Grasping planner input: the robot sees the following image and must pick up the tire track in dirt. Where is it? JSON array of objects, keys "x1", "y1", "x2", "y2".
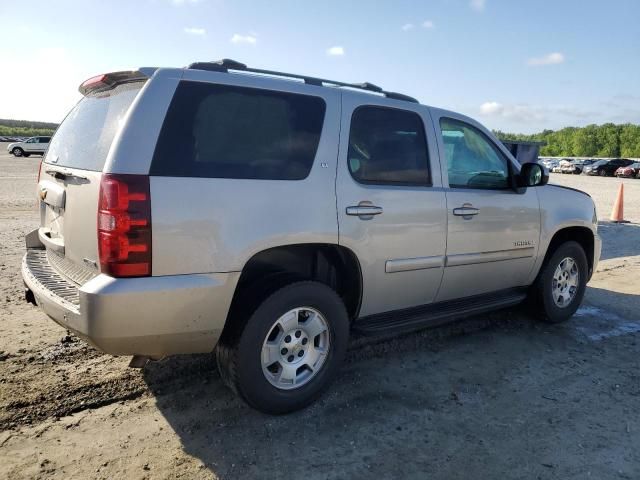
[{"x1": 1, "y1": 307, "x2": 526, "y2": 430}]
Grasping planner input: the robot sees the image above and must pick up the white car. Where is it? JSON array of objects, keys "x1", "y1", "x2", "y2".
[{"x1": 7, "y1": 136, "x2": 51, "y2": 157}]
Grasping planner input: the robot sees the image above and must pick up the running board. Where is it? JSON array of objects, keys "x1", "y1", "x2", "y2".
[{"x1": 353, "y1": 288, "x2": 527, "y2": 336}]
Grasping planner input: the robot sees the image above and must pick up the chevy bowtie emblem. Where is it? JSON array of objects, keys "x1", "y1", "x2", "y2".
[{"x1": 39, "y1": 189, "x2": 47, "y2": 201}]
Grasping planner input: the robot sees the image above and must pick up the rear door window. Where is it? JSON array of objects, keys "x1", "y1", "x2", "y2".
[
  {"x1": 150, "y1": 81, "x2": 327, "y2": 180},
  {"x1": 45, "y1": 82, "x2": 144, "y2": 172},
  {"x1": 347, "y1": 106, "x2": 430, "y2": 185}
]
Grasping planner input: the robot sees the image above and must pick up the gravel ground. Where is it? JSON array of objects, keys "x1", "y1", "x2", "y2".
[{"x1": 1, "y1": 146, "x2": 639, "y2": 479}]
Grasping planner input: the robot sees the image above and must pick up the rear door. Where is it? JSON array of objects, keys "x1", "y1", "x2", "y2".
[
  {"x1": 431, "y1": 110, "x2": 540, "y2": 302},
  {"x1": 39, "y1": 78, "x2": 148, "y2": 279},
  {"x1": 38, "y1": 136, "x2": 51, "y2": 152},
  {"x1": 336, "y1": 96, "x2": 447, "y2": 317}
]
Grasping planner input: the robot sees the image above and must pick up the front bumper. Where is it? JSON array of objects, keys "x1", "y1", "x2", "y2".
[
  {"x1": 592, "y1": 233, "x2": 602, "y2": 279},
  {"x1": 22, "y1": 249, "x2": 239, "y2": 357}
]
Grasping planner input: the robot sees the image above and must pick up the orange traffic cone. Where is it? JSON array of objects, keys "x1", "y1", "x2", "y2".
[{"x1": 610, "y1": 183, "x2": 627, "y2": 223}]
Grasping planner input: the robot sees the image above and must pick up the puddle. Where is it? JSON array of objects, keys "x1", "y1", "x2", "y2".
[{"x1": 572, "y1": 306, "x2": 640, "y2": 341}]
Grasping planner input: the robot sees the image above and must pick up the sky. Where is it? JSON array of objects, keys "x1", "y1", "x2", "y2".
[{"x1": 0, "y1": 0, "x2": 638, "y2": 133}]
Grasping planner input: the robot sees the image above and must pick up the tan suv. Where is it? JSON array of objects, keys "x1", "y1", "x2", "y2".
[{"x1": 22, "y1": 60, "x2": 601, "y2": 413}]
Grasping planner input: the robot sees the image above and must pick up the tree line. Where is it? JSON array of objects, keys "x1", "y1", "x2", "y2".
[
  {"x1": 0, "y1": 119, "x2": 57, "y2": 137},
  {"x1": 495, "y1": 123, "x2": 640, "y2": 158}
]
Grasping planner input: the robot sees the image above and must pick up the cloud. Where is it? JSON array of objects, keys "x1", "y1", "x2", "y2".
[
  {"x1": 422, "y1": 20, "x2": 435, "y2": 29},
  {"x1": 326, "y1": 46, "x2": 345, "y2": 56},
  {"x1": 401, "y1": 23, "x2": 414, "y2": 31},
  {"x1": 479, "y1": 100, "x2": 600, "y2": 124},
  {"x1": 230, "y1": 33, "x2": 257, "y2": 45},
  {"x1": 527, "y1": 52, "x2": 565, "y2": 66},
  {"x1": 470, "y1": 0, "x2": 485, "y2": 11},
  {"x1": 184, "y1": 27, "x2": 206, "y2": 36},
  {"x1": 479, "y1": 101, "x2": 547, "y2": 123}
]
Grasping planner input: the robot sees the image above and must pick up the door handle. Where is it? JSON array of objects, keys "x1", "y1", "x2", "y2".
[
  {"x1": 346, "y1": 205, "x2": 383, "y2": 218},
  {"x1": 453, "y1": 205, "x2": 479, "y2": 217}
]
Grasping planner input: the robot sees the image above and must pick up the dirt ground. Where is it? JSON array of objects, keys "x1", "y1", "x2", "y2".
[{"x1": 1, "y1": 146, "x2": 639, "y2": 479}]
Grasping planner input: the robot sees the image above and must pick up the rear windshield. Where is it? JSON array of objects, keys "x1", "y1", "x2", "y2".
[
  {"x1": 150, "y1": 81, "x2": 326, "y2": 180},
  {"x1": 45, "y1": 82, "x2": 144, "y2": 172}
]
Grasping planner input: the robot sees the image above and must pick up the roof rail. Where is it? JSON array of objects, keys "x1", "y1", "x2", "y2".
[{"x1": 187, "y1": 59, "x2": 419, "y2": 103}]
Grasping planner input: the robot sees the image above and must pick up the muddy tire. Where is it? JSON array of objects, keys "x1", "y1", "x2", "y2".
[
  {"x1": 216, "y1": 281, "x2": 349, "y2": 414},
  {"x1": 529, "y1": 241, "x2": 588, "y2": 323}
]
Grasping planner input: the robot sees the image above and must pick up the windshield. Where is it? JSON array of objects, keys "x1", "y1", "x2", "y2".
[{"x1": 45, "y1": 82, "x2": 144, "y2": 171}]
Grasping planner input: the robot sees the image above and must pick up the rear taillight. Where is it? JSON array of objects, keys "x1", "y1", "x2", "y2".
[{"x1": 98, "y1": 174, "x2": 151, "y2": 277}]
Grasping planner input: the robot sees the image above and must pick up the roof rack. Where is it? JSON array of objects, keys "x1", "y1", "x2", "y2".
[{"x1": 187, "y1": 59, "x2": 419, "y2": 103}]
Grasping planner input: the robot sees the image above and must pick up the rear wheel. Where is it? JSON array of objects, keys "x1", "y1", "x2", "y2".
[
  {"x1": 599, "y1": 169, "x2": 607, "y2": 177},
  {"x1": 12, "y1": 147, "x2": 23, "y2": 157},
  {"x1": 216, "y1": 281, "x2": 349, "y2": 414},
  {"x1": 529, "y1": 241, "x2": 588, "y2": 323}
]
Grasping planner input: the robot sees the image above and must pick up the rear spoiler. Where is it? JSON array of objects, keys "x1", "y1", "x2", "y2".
[{"x1": 78, "y1": 68, "x2": 157, "y2": 96}]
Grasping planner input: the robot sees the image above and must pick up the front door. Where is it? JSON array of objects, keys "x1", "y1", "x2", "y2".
[
  {"x1": 336, "y1": 97, "x2": 447, "y2": 317},
  {"x1": 24, "y1": 137, "x2": 39, "y2": 153},
  {"x1": 431, "y1": 111, "x2": 541, "y2": 302}
]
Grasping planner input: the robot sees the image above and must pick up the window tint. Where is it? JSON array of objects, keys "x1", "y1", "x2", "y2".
[
  {"x1": 45, "y1": 82, "x2": 144, "y2": 171},
  {"x1": 347, "y1": 106, "x2": 430, "y2": 185},
  {"x1": 151, "y1": 82, "x2": 326, "y2": 180},
  {"x1": 440, "y1": 118, "x2": 510, "y2": 189}
]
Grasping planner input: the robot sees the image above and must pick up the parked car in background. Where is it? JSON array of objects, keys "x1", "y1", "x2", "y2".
[
  {"x1": 541, "y1": 158, "x2": 559, "y2": 171},
  {"x1": 555, "y1": 159, "x2": 572, "y2": 173},
  {"x1": 562, "y1": 159, "x2": 595, "y2": 175},
  {"x1": 615, "y1": 162, "x2": 640, "y2": 178},
  {"x1": 22, "y1": 60, "x2": 601, "y2": 413},
  {"x1": 6, "y1": 136, "x2": 51, "y2": 157},
  {"x1": 584, "y1": 158, "x2": 633, "y2": 176}
]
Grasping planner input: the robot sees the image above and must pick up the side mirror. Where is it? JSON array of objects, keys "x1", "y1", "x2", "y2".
[{"x1": 518, "y1": 162, "x2": 548, "y2": 187}]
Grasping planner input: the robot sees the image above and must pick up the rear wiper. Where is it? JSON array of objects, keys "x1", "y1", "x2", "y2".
[{"x1": 45, "y1": 168, "x2": 89, "y2": 182}]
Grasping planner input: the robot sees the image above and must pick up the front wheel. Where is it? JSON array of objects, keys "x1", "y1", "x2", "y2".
[
  {"x1": 599, "y1": 169, "x2": 607, "y2": 177},
  {"x1": 12, "y1": 147, "x2": 23, "y2": 157},
  {"x1": 529, "y1": 241, "x2": 588, "y2": 323},
  {"x1": 216, "y1": 281, "x2": 349, "y2": 414}
]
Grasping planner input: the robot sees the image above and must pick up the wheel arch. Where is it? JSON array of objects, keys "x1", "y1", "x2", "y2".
[
  {"x1": 221, "y1": 243, "x2": 363, "y2": 341},
  {"x1": 538, "y1": 226, "x2": 595, "y2": 280}
]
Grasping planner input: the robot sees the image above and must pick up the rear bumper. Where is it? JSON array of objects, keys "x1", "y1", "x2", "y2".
[{"x1": 22, "y1": 249, "x2": 239, "y2": 357}]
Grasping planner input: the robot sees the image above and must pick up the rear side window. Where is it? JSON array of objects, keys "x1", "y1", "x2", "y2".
[
  {"x1": 45, "y1": 82, "x2": 144, "y2": 171},
  {"x1": 150, "y1": 81, "x2": 326, "y2": 180},
  {"x1": 347, "y1": 106, "x2": 430, "y2": 186}
]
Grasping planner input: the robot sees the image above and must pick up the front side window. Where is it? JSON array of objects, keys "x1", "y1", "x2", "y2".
[
  {"x1": 440, "y1": 118, "x2": 510, "y2": 189},
  {"x1": 151, "y1": 82, "x2": 326, "y2": 180},
  {"x1": 347, "y1": 106, "x2": 430, "y2": 185}
]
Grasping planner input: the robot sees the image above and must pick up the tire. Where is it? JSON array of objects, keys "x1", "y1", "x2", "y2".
[
  {"x1": 599, "y1": 169, "x2": 607, "y2": 177},
  {"x1": 216, "y1": 281, "x2": 349, "y2": 414},
  {"x1": 529, "y1": 241, "x2": 588, "y2": 323},
  {"x1": 12, "y1": 147, "x2": 23, "y2": 157}
]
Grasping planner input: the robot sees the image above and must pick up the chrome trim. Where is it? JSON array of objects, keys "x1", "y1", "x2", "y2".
[
  {"x1": 445, "y1": 247, "x2": 535, "y2": 267},
  {"x1": 386, "y1": 255, "x2": 445, "y2": 273},
  {"x1": 346, "y1": 205, "x2": 383, "y2": 216}
]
